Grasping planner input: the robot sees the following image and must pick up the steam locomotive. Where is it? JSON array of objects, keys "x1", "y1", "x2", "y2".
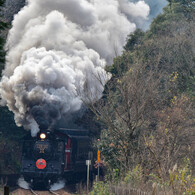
[{"x1": 20, "y1": 128, "x2": 94, "y2": 189}]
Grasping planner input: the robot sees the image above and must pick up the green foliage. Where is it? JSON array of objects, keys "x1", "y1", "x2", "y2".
[
  {"x1": 0, "y1": 107, "x2": 26, "y2": 174},
  {"x1": 0, "y1": 0, "x2": 4, "y2": 7},
  {"x1": 104, "y1": 168, "x2": 120, "y2": 184},
  {"x1": 96, "y1": 130, "x2": 121, "y2": 170},
  {"x1": 147, "y1": 0, "x2": 194, "y2": 38},
  {"x1": 186, "y1": 76, "x2": 195, "y2": 100},
  {"x1": 0, "y1": 137, "x2": 22, "y2": 174},
  {"x1": 0, "y1": 0, "x2": 24, "y2": 174},
  {"x1": 124, "y1": 165, "x2": 143, "y2": 188},
  {"x1": 0, "y1": 107, "x2": 26, "y2": 140},
  {"x1": 0, "y1": 36, "x2": 6, "y2": 65},
  {"x1": 106, "y1": 52, "x2": 132, "y2": 77},
  {"x1": 89, "y1": 1, "x2": 195, "y2": 194},
  {"x1": 175, "y1": 0, "x2": 195, "y2": 13},
  {"x1": 148, "y1": 12, "x2": 181, "y2": 38},
  {"x1": 0, "y1": 187, "x2": 3, "y2": 195},
  {"x1": 124, "y1": 29, "x2": 145, "y2": 51},
  {"x1": 169, "y1": 158, "x2": 195, "y2": 194},
  {"x1": 149, "y1": 158, "x2": 195, "y2": 194},
  {"x1": 0, "y1": 0, "x2": 8, "y2": 73},
  {"x1": 90, "y1": 181, "x2": 112, "y2": 195}
]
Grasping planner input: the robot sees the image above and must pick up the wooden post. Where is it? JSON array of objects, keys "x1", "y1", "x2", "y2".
[{"x1": 4, "y1": 186, "x2": 9, "y2": 195}]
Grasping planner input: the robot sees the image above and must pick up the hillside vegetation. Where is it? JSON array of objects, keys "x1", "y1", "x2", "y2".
[
  {"x1": 89, "y1": 1, "x2": 195, "y2": 194},
  {"x1": 0, "y1": 0, "x2": 25, "y2": 175},
  {"x1": 0, "y1": 0, "x2": 194, "y2": 193}
]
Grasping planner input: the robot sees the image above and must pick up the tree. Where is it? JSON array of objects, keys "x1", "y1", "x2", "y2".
[
  {"x1": 0, "y1": 0, "x2": 26, "y2": 174},
  {"x1": 144, "y1": 95, "x2": 194, "y2": 180},
  {"x1": 0, "y1": 0, "x2": 8, "y2": 73},
  {"x1": 84, "y1": 2, "x2": 195, "y2": 184},
  {"x1": 124, "y1": 29, "x2": 144, "y2": 51}
]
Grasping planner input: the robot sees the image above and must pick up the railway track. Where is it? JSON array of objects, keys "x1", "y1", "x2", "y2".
[
  {"x1": 30, "y1": 188, "x2": 61, "y2": 195},
  {"x1": 11, "y1": 188, "x2": 71, "y2": 195},
  {"x1": 30, "y1": 189, "x2": 39, "y2": 195},
  {"x1": 49, "y1": 189, "x2": 61, "y2": 195}
]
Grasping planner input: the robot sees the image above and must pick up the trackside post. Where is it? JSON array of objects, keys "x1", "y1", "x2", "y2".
[
  {"x1": 4, "y1": 186, "x2": 9, "y2": 195},
  {"x1": 86, "y1": 160, "x2": 91, "y2": 194}
]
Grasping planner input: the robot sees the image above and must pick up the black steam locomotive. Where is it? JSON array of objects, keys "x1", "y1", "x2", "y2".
[{"x1": 20, "y1": 128, "x2": 94, "y2": 189}]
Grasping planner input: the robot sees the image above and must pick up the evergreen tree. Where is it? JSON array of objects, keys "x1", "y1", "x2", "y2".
[
  {"x1": 0, "y1": 0, "x2": 8, "y2": 73},
  {"x1": 0, "y1": 0, "x2": 26, "y2": 174}
]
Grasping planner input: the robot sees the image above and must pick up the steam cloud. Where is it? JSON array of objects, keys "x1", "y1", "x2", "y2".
[
  {"x1": 0, "y1": 0, "x2": 151, "y2": 136},
  {"x1": 141, "y1": 0, "x2": 168, "y2": 29},
  {"x1": 50, "y1": 179, "x2": 65, "y2": 191},
  {"x1": 18, "y1": 177, "x2": 30, "y2": 189}
]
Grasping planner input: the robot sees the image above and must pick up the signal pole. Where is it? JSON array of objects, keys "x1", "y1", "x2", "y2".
[{"x1": 97, "y1": 139, "x2": 100, "y2": 181}]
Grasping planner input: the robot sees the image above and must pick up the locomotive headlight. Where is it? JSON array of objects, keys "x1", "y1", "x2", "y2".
[{"x1": 40, "y1": 133, "x2": 46, "y2": 139}]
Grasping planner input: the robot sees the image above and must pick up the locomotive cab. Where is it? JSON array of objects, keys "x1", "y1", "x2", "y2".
[{"x1": 56, "y1": 128, "x2": 94, "y2": 182}]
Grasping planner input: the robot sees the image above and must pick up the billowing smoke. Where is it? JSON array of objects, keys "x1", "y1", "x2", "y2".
[
  {"x1": 0, "y1": 0, "x2": 152, "y2": 136},
  {"x1": 18, "y1": 177, "x2": 30, "y2": 189},
  {"x1": 50, "y1": 180, "x2": 65, "y2": 191},
  {"x1": 130, "y1": 0, "x2": 168, "y2": 29}
]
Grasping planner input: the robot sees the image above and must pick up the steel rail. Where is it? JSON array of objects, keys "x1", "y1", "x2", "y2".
[
  {"x1": 30, "y1": 189, "x2": 39, "y2": 195},
  {"x1": 49, "y1": 189, "x2": 60, "y2": 195}
]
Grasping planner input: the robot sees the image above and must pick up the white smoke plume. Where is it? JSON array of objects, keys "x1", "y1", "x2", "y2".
[
  {"x1": 50, "y1": 179, "x2": 65, "y2": 191},
  {"x1": 129, "y1": 0, "x2": 168, "y2": 29},
  {"x1": 0, "y1": 0, "x2": 150, "y2": 136},
  {"x1": 18, "y1": 177, "x2": 30, "y2": 189}
]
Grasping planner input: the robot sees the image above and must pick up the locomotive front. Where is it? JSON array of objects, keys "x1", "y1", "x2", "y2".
[{"x1": 21, "y1": 131, "x2": 65, "y2": 188}]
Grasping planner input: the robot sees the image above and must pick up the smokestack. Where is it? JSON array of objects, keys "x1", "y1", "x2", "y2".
[{"x1": 0, "y1": 0, "x2": 151, "y2": 136}]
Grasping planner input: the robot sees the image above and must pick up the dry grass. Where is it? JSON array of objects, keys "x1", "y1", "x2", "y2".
[
  {"x1": 0, "y1": 187, "x2": 3, "y2": 195},
  {"x1": 110, "y1": 185, "x2": 175, "y2": 195}
]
